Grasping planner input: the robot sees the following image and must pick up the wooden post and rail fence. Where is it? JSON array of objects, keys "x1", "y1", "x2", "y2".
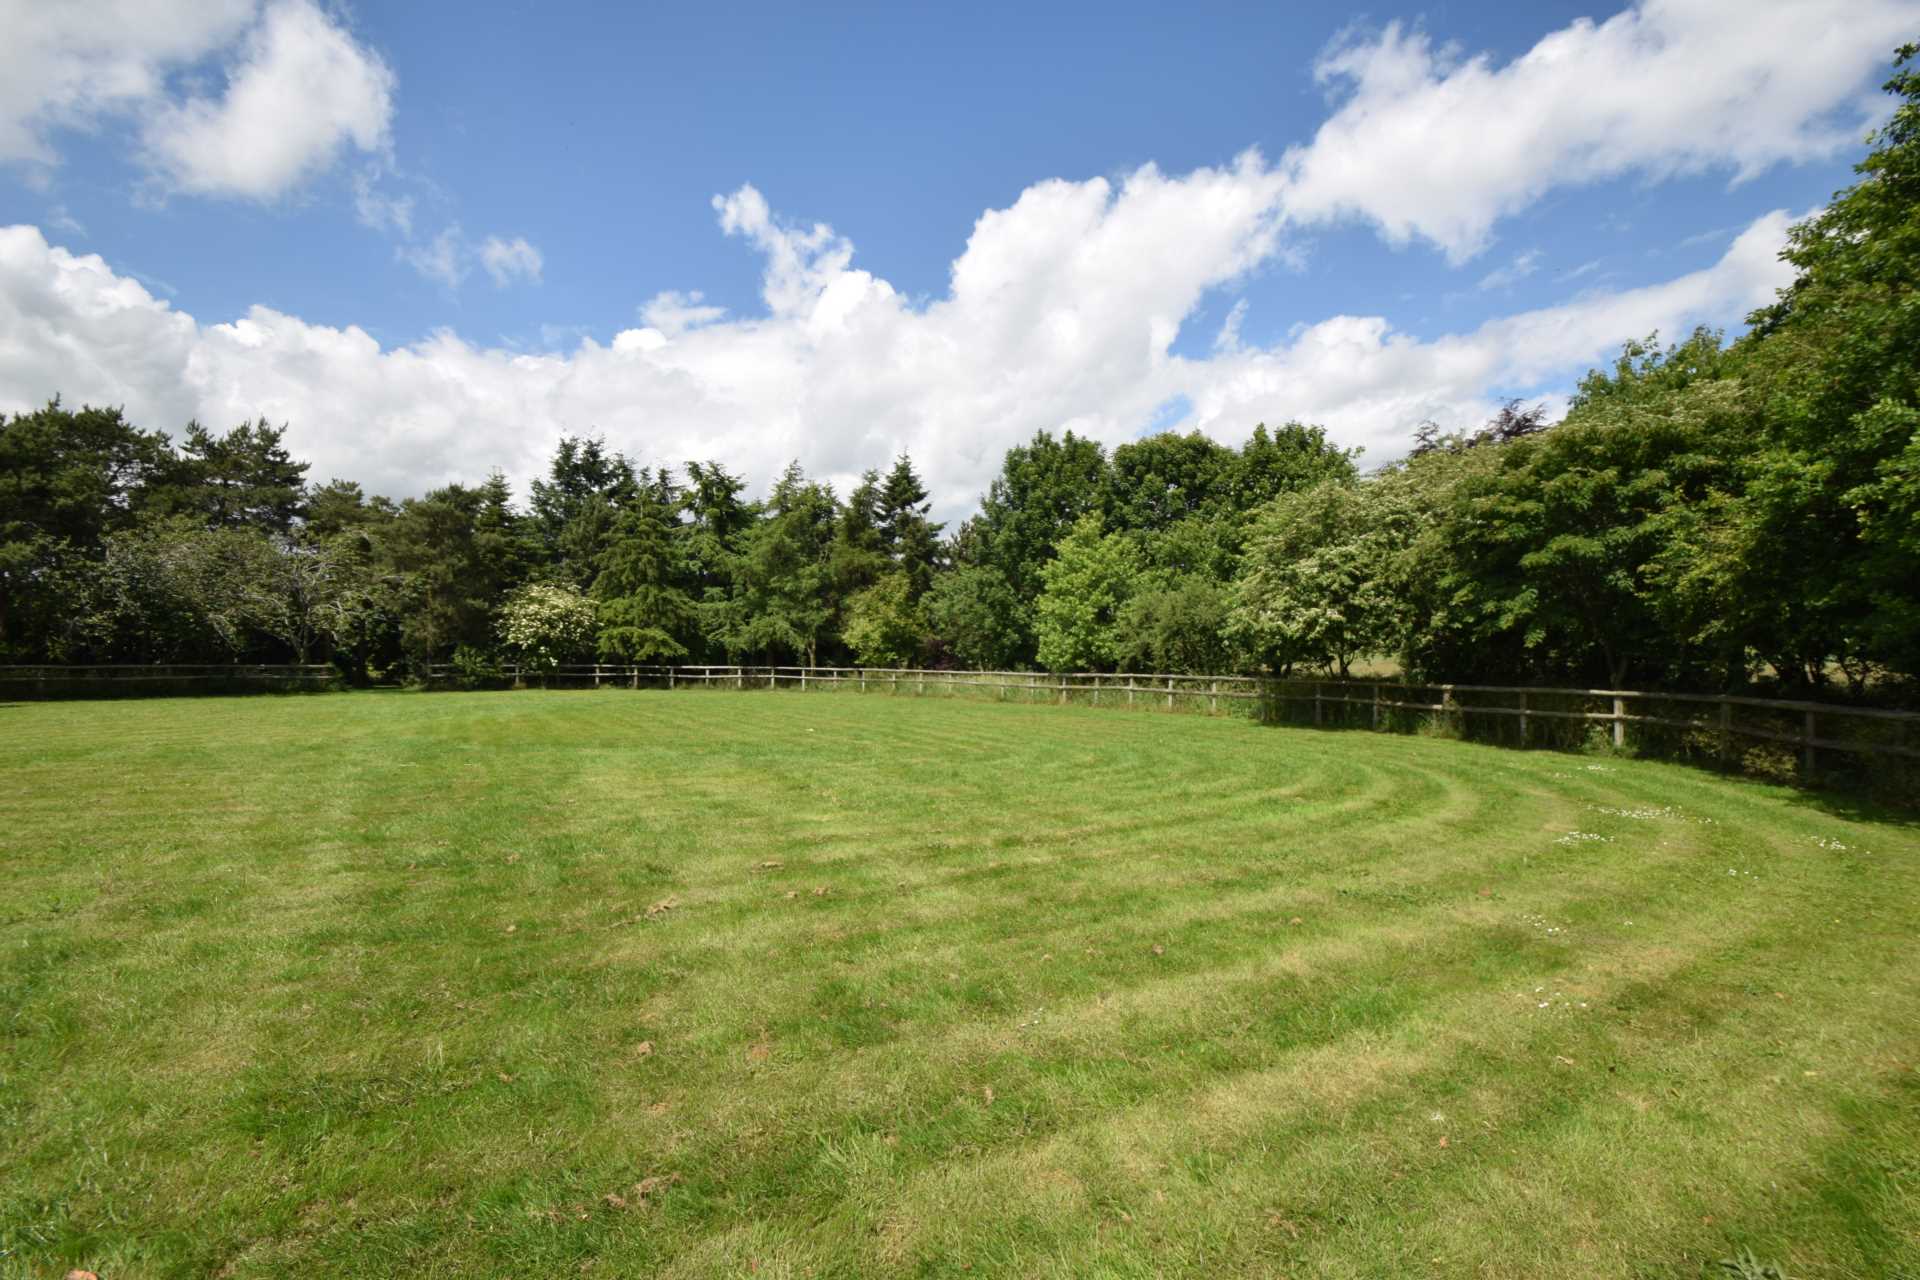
[
  {"x1": 4, "y1": 662, "x2": 1913, "y2": 791},
  {"x1": 413, "y1": 662, "x2": 1916, "y2": 785}
]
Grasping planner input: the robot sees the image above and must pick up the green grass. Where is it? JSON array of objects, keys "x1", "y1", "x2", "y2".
[{"x1": 2, "y1": 689, "x2": 1917, "y2": 1279}]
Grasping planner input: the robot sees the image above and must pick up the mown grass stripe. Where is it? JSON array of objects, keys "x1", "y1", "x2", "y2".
[{"x1": 1, "y1": 690, "x2": 1914, "y2": 1278}]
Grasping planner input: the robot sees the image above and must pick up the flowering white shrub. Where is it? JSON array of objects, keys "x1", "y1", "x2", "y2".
[{"x1": 497, "y1": 582, "x2": 596, "y2": 671}]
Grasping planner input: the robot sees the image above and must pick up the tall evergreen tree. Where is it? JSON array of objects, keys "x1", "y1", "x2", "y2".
[
  {"x1": 529, "y1": 435, "x2": 639, "y2": 586},
  {"x1": 145, "y1": 419, "x2": 309, "y2": 532},
  {"x1": 725, "y1": 462, "x2": 838, "y2": 663},
  {"x1": 0, "y1": 400, "x2": 172, "y2": 659},
  {"x1": 592, "y1": 473, "x2": 696, "y2": 661},
  {"x1": 681, "y1": 460, "x2": 752, "y2": 660},
  {"x1": 878, "y1": 455, "x2": 944, "y2": 599}
]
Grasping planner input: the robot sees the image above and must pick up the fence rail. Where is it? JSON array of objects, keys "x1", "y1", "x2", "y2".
[
  {"x1": 0, "y1": 663, "x2": 338, "y2": 694},
  {"x1": 424, "y1": 663, "x2": 1919, "y2": 783},
  {"x1": 7, "y1": 661, "x2": 1909, "y2": 793}
]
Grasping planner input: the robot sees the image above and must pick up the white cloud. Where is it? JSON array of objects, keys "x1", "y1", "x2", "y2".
[
  {"x1": 140, "y1": 0, "x2": 393, "y2": 201},
  {"x1": 44, "y1": 205, "x2": 86, "y2": 237},
  {"x1": 0, "y1": 0, "x2": 391, "y2": 201},
  {"x1": 353, "y1": 169, "x2": 414, "y2": 236},
  {"x1": 398, "y1": 225, "x2": 467, "y2": 288},
  {"x1": 397, "y1": 227, "x2": 546, "y2": 291},
  {"x1": 1477, "y1": 249, "x2": 1542, "y2": 291},
  {"x1": 1213, "y1": 298, "x2": 1249, "y2": 353},
  {"x1": 1281, "y1": 0, "x2": 1916, "y2": 261},
  {"x1": 1179, "y1": 212, "x2": 1799, "y2": 463},
  {"x1": 479, "y1": 236, "x2": 543, "y2": 288},
  {"x1": 0, "y1": 0, "x2": 257, "y2": 166},
  {"x1": 641, "y1": 290, "x2": 726, "y2": 336},
  {"x1": 0, "y1": 181, "x2": 1798, "y2": 518}
]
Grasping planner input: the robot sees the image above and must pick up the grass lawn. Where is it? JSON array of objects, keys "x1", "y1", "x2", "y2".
[{"x1": 2, "y1": 689, "x2": 1917, "y2": 1279}]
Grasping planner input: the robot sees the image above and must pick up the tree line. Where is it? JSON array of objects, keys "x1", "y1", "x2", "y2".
[{"x1": 4, "y1": 47, "x2": 1917, "y2": 700}]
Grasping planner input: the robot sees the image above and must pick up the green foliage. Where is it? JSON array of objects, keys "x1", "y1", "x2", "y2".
[
  {"x1": 721, "y1": 462, "x2": 838, "y2": 663},
  {"x1": 879, "y1": 455, "x2": 944, "y2": 598},
  {"x1": 0, "y1": 400, "x2": 171, "y2": 659},
  {"x1": 1105, "y1": 430, "x2": 1238, "y2": 532},
  {"x1": 141, "y1": 418, "x2": 309, "y2": 532},
  {"x1": 1230, "y1": 479, "x2": 1410, "y2": 677},
  {"x1": 922, "y1": 564, "x2": 1024, "y2": 670},
  {"x1": 1226, "y1": 421, "x2": 1362, "y2": 512},
  {"x1": 969, "y1": 429, "x2": 1109, "y2": 610},
  {"x1": 1716, "y1": 44, "x2": 1920, "y2": 686},
  {"x1": 448, "y1": 643, "x2": 504, "y2": 686},
  {"x1": 382, "y1": 485, "x2": 509, "y2": 663},
  {"x1": 841, "y1": 572, "x2": 925, "y2": 667},
  {"x1": 1033, "y1": 514, "x2": 1142, "y2": 671},
  {"x1": 1114, "y1": 574, "x2": 1232, "y2": 674},
  {"x1": 592, "y1": 487, "x2": 695, "y2": 662},
  {"x1": 528, "y1": 435, "x2": 640, "y2": 586}
]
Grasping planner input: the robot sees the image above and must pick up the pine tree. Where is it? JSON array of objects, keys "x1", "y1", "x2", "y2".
[
  {"x1": 878, "y1": 455, "x2": 944, "y2": 599},
  {"x1": 592, "y1": 476, "x2": 695, "y2": 661}
]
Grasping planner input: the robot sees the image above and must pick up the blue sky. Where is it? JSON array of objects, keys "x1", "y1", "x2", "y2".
[{"x1": 1, "y1": 0, "x2": 1913, "y2": 513}]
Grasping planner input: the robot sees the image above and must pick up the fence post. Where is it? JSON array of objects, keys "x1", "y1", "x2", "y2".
[
  {"x1": 1518, "y1": 689, "x2": 1528, "y2": 746},
  {"x1": 1314, "y1": 683, "x2": 1323, "y2": 726},
  {"x1": 800, "y1": 668, "x2": 808, "y2": 692},
  {"x1": 1210, "y1": 680, "x2": 1218, "y2": 716},
  {"x1": 1059, "y1": 676, "x2": 1068, "y2": 706},
  {"x1": 668, "y1": 668, "x2": 675, "y2": 691},
  {"x1": 1166, "y1": 677, "x2": 1174, "y2": 711},
  {"x1": 1372, "y1": 683, "x2": 1381, "y2": 730},
  {"x1": 1092, "y1": 675, "x2": 1100, "y2": 707},
  {"x1": 1803, "y1": 709, "x2": 1816, "y2": 782},
  {"x1": 1128, "y1": 676, "x2": 1136, "y2": 708},
  {"x1": 1612, "y1": 696, "x2": 1625, "y2": 749}
]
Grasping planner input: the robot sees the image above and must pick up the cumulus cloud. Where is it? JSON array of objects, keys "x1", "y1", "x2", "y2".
[
  {"x1": 0, "y1": 0, "x2": 256, "y2": 166},
  {"x1": 1281, "y1": 0, "x2": 1916, "y2": 261},
  {"x1": 140, "y1": 0, "x2": 392, "y2": 200},
  {"x1": 0, "y1": 180, "x2": 1797, "y2": 517},
  {"x1": 1179, "y1": 212, "x2": 1799, "y2": 462},
  {"x1": 0, "y1": 0, "x2": 390, "y2": 201},
  {"x1": 479, "y1": 236, "x2": 543, "y2": 288}
]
